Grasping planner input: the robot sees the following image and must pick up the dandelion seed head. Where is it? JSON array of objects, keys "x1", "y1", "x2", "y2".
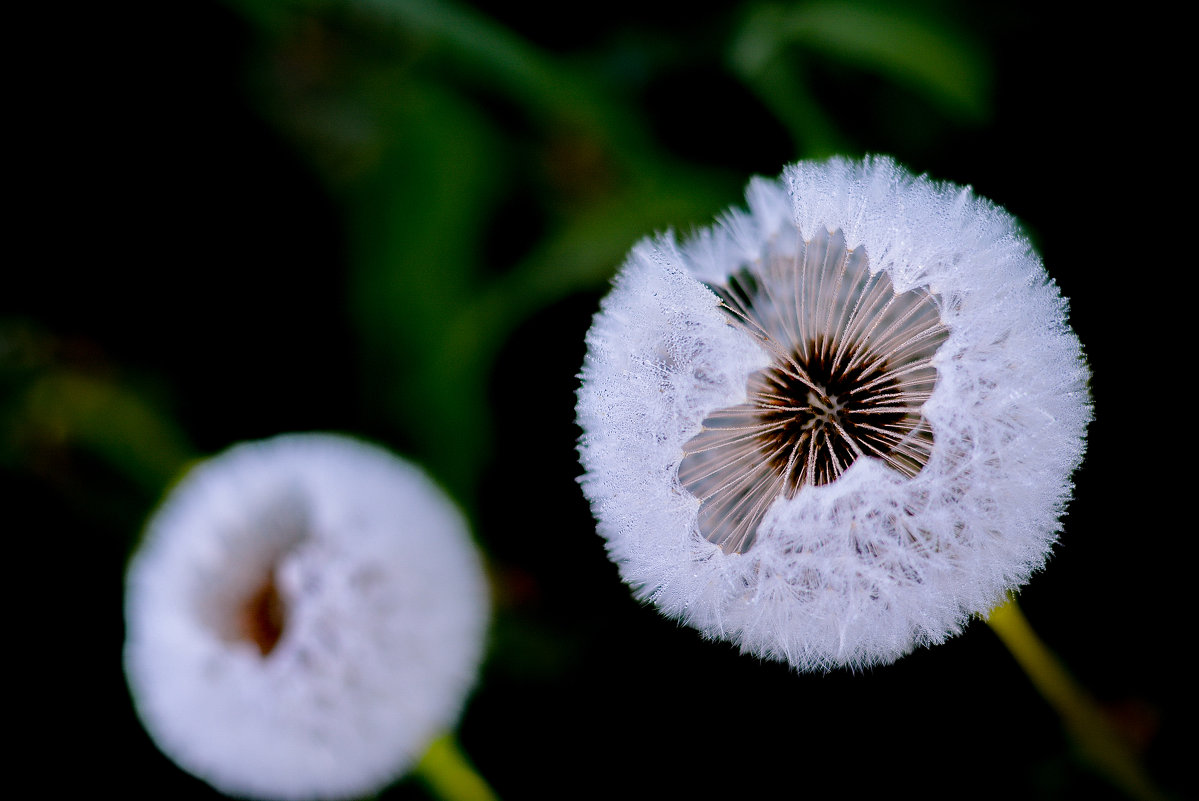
[
  {"x1": 124, "y1": 434, "x2": 490, "y2": 800},
  {"x1": 577, "y1": 156, "x2": 1091, "y2": 671}
]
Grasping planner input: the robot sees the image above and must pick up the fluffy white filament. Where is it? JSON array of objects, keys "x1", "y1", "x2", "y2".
[
  {"x1": 576, "y1": 156, "x2": 1091, "y2": 671},
  {"x1": 124, "y1": 434, "x2": 490, "y2": 800}
]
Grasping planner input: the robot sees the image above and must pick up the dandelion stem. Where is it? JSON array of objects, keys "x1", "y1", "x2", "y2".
[
  {"x1": 415, "y1": 733, "x2": 500, "y2": 801},
  {"x1": 985, "y1": 598, "x2": 1166, "y2": 801}
]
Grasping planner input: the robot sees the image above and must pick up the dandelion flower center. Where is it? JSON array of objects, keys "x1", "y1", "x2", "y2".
[
  {"x1": 194, "y1": 495, "x2": 308, "y2": 659},
  {"x1": 238, "y1": 573, "x2": 287, "y2": 656},
  {"x1": 679, "y1": 227, "x2": 948, "y2": 555}
]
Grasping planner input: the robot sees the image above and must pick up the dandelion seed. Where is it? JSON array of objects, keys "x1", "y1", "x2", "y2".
[
  {"x1": 576, "y1": 156, "x2": 1091, "y2": 671},
  {"x1": 124, "y1": 434, "x2": 490, "y2": 800}
]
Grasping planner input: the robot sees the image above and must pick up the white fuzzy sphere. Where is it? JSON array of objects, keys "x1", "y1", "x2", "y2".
[
  {"x1": 576, "y1": 156, "x2": 1091, "y2": 671},
  {"x1": 124, "y1": 433, "x2": 490, "y2": 800}
]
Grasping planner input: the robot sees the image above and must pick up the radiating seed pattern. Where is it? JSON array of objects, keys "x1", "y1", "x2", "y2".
[{"x1": 679, "y1": 228, "x2": 948, "y2": 555}]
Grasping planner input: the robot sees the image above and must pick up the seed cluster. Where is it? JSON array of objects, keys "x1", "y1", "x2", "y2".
[{"x1": 679, "y1": 228, "x2": 947, "y2": 554}]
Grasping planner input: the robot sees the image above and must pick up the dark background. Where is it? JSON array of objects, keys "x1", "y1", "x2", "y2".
[{"x1": 9, "y1": 1, "x2": 1186, "y2": 799}]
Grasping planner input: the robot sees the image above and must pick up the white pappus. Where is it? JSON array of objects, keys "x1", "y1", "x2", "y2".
[{"x1": 576, "y1": 156, "x2": 1091, "y2": 671}]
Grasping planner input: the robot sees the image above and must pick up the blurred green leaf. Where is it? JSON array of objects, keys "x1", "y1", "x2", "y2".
[
  {"x1": 228, "y1": 0, "x2": 652, "y2": 162},
  {"x1": 731, "y1": 1, "x2": 992, "y2": 152},
  {"x1": 16, "y1": 372, "x2": 195, "y2": 495},
  {"x1": 790, "y1": 2, "x2": 990, "y2": 120},
  {"x1": 351, "y1": 0, "x2": 651, "y2": 159},
  {"x1": 344, "y1": 80, "x2": 503, "y2": 500},
  {"x1": 729, "y1": 6, "x2": 846, "y2": 159},
  {"x1": 348, "y1": 81, "x2": 499, "y2": 338}
]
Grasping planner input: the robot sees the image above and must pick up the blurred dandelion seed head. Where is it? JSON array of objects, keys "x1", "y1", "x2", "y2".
[
  {"x1": 124, "y1": 434, "x2": 490, "y2": 801},
  {"x1": 576, "y1": 156, "x2": 1091, "y2": 671}
]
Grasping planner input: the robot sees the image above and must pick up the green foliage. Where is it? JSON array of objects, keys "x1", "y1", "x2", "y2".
[{"x1": 730, "y1": 1, "x2": 991, "y2": 155}]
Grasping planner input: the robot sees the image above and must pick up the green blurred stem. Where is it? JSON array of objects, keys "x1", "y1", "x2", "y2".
[
  {"x1": 414, "y1": 733, "x2": 499, "y2": 801},
  {"x1": 985, "y1": 598, "x2": 1166, "y2": 801}
]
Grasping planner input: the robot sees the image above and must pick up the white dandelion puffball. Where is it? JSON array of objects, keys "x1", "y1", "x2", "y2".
[
  {"x1": 576, "y1": 156, "x2": 1091, "y2": 671},
  {"x1": 124, "y1": 433, "x2": 490, "y2": 800}
]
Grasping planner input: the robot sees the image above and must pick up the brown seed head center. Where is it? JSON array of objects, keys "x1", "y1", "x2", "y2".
[
  {"x1": 238, "y1": 574, "x2": 287, "y2": 657},
  {"x1": 678, "y1": 228, "x2": 947, "y2": 555}
]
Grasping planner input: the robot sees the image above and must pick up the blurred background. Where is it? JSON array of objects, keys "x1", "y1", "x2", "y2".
[{"x1": 8, "y1": 0, "x2": 1187, "y2": 798}]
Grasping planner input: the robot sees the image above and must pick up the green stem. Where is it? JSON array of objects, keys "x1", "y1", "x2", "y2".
[
  {"x1": 414, "y1": 733, "x2": 499, "y2": 801},
  {"x1": 985, "y1": 598, "x2": 1166, "y2": 801}
]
